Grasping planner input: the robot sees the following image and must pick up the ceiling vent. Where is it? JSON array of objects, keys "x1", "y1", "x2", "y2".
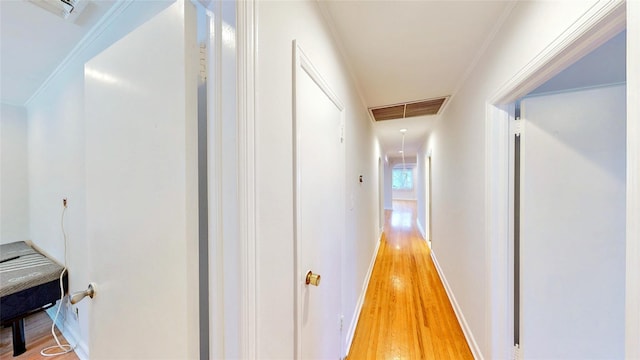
[{"x1": 369, "y1": 96, "x2": 449, "y2": 121}]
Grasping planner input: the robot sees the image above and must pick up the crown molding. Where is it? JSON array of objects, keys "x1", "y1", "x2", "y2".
[{"x1": 24, "y1": 0, "x2": 134, "y2": 107}]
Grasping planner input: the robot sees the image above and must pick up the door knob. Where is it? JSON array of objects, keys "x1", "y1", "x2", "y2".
[
  {"x1": 70, "y1": 283, "x2": 96, "y2": 304},
  {"x1": 306, "y1": 271, "x2": 321, "y2": 286}
]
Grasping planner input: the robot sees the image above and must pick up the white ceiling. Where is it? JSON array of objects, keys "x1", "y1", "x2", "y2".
[
  {"x1": 320, "y1": 0, "x2": 513, "y2": 157},
  {"x1": 1, "y1": 0, "x2": 513, "y2": 158},
  {"x1": 0, "y1": 0, "x2": 116, "y2": 106}
]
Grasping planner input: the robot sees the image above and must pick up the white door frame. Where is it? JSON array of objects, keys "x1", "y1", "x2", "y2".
[
  {"x1": 485, "y1": 1, "x2": 630, "y2": 358},
  {"x1": 426, "y1": 151, "x2": 432, "y2": 246},
  {"x1": 208, "y1": 0, "x2": 257, "y2": 358},
  {"x1": 237, "y1": 0, "x2": 257, "y2": 357},
  {"x1": 379, "y1": 157, "x2": 384, "y2": 232},
  {"x1": 292, "y1": 40, "x2": 346, "y2": 359}
]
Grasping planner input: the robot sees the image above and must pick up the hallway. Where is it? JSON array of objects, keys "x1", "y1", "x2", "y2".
[{"x1": 348, "y1": 201, "x2": 473, "y2": 359}]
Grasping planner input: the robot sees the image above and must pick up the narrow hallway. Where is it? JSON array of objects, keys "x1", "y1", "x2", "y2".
[{"x1": 348, "y1": 200, "x2": 473, "y2": 359}]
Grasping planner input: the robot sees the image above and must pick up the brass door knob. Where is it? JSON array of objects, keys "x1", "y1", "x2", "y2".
[{"x1": 306, "y1": 271, "x2": 321, "y2": 286}]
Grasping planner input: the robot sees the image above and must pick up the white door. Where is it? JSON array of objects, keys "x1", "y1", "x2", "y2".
[
  {"x1": 85, "y1": 1, "x2": 199, "y2": 358},
  {"x1": 294, "y1": 42, "x2": 345, "y2": 359},
  {"x1": 519, "y1": 85, "x2": 626, "y2": 358}
]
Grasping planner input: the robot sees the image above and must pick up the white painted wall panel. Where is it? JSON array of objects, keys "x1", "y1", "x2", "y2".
[
  {"x1": 520, "y1": 85, "x2": 625, "y2": 359},
  {"x1": 0, "y1": 104, "x2": 28, "y2": 244}
]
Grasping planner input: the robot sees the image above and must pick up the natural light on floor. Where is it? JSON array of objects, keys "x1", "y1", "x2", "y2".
[{"x1": 390, "y1": 211, "x2": 412, "y2": 229}]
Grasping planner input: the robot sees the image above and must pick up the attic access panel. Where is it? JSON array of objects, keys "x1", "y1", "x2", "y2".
[
  {"x1": 369, "y1": 96, "x2": 449, "y2": 121},
  {"x1": 371, "y1": 105, "x2": 405, "y2": 121}
]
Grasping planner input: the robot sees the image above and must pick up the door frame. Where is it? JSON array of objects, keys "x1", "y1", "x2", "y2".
[
  {"x1": 379, "y1": 157, "x2": 384, "y2": 232},
  {"x1": 426, "y1": 151, "x2": 432, "y2": 247},
  {"x1": 208, "y1": 0, "x2": 257, "y2": 358},
  {"x1": 237, "y1": 0, "x2": 257, "y2": 357},
  {"x1": 292, "y1": 40, "x2": 346, "y2": 359},
  {"x1": 485, "y1": 1, "x2": 630, "y2": 358}
]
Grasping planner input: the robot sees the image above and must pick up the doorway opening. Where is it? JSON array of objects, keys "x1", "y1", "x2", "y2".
[
  {"x1": 485, "y1": 3, "x2": 627, "y2": 358},
  {"x1": 511, "y1": 30, "x2": 626, "y2": 358}
]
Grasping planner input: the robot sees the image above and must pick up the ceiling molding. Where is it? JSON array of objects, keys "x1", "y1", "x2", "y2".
[
  {"x1": 444, "y1": 1, "x2": 517, "y2": 115},
  {"x1": 24, "y1": 0, "x2": 134, "y2": 107},
  {"x1": 316, "y1": 0, "x2": 375, "y2": 124}
]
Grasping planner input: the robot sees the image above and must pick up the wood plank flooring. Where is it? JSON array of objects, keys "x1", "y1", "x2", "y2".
[
  {"x1": 1, "y1": 311, "x2": 79, "y2": 360},
  {"x1": 348, "y1": 200, "x2": 473, "y2": 359}
]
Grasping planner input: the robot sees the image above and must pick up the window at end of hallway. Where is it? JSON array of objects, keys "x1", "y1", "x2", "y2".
[{"x1": 392, "y1": 168, "x2": 413, "y2": 190}]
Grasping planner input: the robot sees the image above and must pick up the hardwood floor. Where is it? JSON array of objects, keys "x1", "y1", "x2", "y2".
[
  {"x1": 1, "y1": 311, "x2": 78, "y2": 360},
  {"x1": 348, "y1": 200, "x2": 473, "y2": 359}
]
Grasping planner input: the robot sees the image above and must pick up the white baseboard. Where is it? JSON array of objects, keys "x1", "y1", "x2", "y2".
[
  {"x1": 430, "y1": 251, "x2": 483, "y2": 360},
  {"x1": 344, "y1": 232, "x2": 383, "y2": 357},
  {"x1": 392, "y1": 197, "x2": 417, "y2": 201},
  {"x1": 46, "y1": 301, "x2": 89, "y2": 360}
]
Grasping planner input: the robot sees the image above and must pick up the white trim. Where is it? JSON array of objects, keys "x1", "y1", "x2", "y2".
[
  {"x1": 207, "y1": 1, "x2": 224, "y2": 358},
  {"x1": 490, "y1": 0, "x2": 626, "y2": 104},
  {"x1": 316, "y1": 2, "x2": 374, "y2": 124},
  {"x1": 485, "y1": 1, "x2": 628, "y2": 358},
  {"x1": 24, "y1": 1, "x2": 135, "y2": 107},
  {"x1": 484, "y1": 103, "x2": 513, "y2": 360},
  {"x1": 294, "y1": 44, "x2": 345, "y2": 111},
  {"x1": 626, "y1": 1, "x2": 640, "y2": 358},
  {"x1": 46, "y1": 305, "x2": 88, "y2": 360},
  {"x1": 293, "y1": 40, "x2": 345, "y2": 360},
  {"x1": 237, "y1": 0, "x2": 257, "y2": 358},
  {"x1": 444, "y1": 1, "x2": 517, "y2": 115},
  {"x1": 431, "y1": 251, "x2": 483, "y2": 360},
  {"x1": 207, "y1": 2, "x2": 224, "y2": 359},
  {"x1": 344, "y1": 233, "x2": 383, "y2": 357}
]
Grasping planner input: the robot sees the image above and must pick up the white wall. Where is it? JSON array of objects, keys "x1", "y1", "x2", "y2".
[
  {"x1": 0, "y1": 103, "x2": 29, "y2": 244},
  {"x1": 627, "y1": 2, "x2": 640, "y2": 357},
  {"x1": 25, "y1": 2, "x2": 173, "y2": 356},
  {"x1": 419, "y1": 1, "x2": 603, "y2": 358},
  {"x1": 520, "y1": 84, "x2": 625, "y2": 358},
  {"x1": 255, "y1": 1, "x2": 380, "y2": 357}
]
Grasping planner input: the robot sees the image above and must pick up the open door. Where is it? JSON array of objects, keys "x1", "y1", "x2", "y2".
[
  {"x1": 85, "y1": 1, "x2": 199, "y2": 357},
  {"x1": 294, "y1": 41, "x2": 345, "y2": 359}
]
